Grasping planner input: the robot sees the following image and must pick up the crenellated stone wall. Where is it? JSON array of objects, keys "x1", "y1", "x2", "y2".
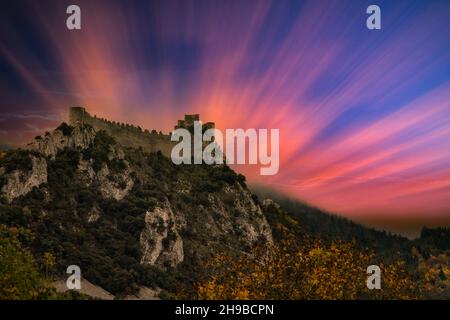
[
  {"x1": 69, "y1": 107, "x2": 215, "y2": 158},
  {"x1": 69, "y1": 107, "x2": 175, "y2": 157}
]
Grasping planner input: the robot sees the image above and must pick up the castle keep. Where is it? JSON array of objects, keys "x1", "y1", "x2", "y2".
[{"x1": 68, "y1": 107, "x2": 214, "y2": 158}]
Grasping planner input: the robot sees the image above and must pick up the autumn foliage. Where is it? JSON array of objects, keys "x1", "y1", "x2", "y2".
[{"x1": 193, "y1": 236, "x2": 420, "y2": 300}]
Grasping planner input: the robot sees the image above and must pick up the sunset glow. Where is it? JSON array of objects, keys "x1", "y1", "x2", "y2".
[{"x1": 1, "y1": 0, "x2": 450, "y2": 234}]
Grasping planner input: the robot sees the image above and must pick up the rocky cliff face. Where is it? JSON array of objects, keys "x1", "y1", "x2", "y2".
[
  {"x1": 140, "y1": 199, "x2": 184, "y2": 268},
  {"x1": 1, "y1": 156, "x2": 47, "y2": 203},
  {"x1": 0, "y1": 119, "x2": 274, "y2": 296},
  {"x1": 79, "y1": 159, "x2": 134, "y2": 201},
  {"x1": 28, "y1": 124, "x2": 96, "y2": 159}
]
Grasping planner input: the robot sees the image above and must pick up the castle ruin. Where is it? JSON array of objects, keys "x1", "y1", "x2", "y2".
[{"x1": 69, "y1": 107, "x2": 214, "y2": 158}]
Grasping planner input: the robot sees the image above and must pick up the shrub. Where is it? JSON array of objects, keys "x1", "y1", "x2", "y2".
[{"x1": 56, "y1": 123, "x2": 74, "y2": 136}]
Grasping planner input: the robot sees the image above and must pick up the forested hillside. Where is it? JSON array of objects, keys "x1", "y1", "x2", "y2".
[{"x1": 0, "y1": 121, "x2": 448, "y2": 299}]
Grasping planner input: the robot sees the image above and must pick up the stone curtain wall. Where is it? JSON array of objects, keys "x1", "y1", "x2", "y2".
[{"x1": 69, "y1": 107, "x2": 175, "y2": 157}]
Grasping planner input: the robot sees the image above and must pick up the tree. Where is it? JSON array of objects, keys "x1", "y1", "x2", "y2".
[
  {"x1": 191, "y1": 237, "x2": 420, "y2": 300},
  {"x1": 42, "y1": 252, "x2": 56, "y2": 277},
  {"x1": 0, "y1": 225, "x2": 56, "y2": 299}
]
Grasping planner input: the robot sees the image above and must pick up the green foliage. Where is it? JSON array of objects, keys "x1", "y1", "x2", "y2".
[
  {"x1": 418, "y1": 227, "x2": 450, "y2": 251},
  {"x1": 0, "y1": 225, "x2": 59, "y2": 299},
  {"x1": 0, "y1": 149, "x2": 33, "y2": 173},
  {"x1": 56, "y1": 123, "x2": 74, "y2": 136},
  {"x1": 110, "y1": 159, "x2": 127, "y2": 172},
  {"x1": 82, "y1": 130, "x2": 116, "y2": 171}
]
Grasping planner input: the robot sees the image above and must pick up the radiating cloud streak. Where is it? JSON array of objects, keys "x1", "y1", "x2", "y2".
[{"x1": 1, "y1": 0, "x2": 450, "y2": 229}]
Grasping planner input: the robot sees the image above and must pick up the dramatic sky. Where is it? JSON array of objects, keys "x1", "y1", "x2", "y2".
[{"x1": 1, "y1": 0, "x2": 450, "y2": 236}]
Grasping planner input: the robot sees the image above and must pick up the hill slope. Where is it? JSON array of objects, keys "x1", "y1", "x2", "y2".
[
  {"x1": 0, "y1": 118, "x2": 448, "y2": 299},
  {"x1": 0, "y1": 122, "x2": 272, "y2": 296}
]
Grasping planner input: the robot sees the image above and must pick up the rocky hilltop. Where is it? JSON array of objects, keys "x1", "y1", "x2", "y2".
[
  {"x1": 55, "y1": 107, "x2": 215, "y2": 158},
  {"x1": 0, "y1": 110, "x2": 273, "y2": 297}
]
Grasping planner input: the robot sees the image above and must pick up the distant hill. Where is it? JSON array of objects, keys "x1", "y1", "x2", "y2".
[
  {"x1": 250, "y1": 185, "x2": 409, "y2": 250},
  {"x1": 0, "y1": 144, "x2": 17, "y2": 151}
]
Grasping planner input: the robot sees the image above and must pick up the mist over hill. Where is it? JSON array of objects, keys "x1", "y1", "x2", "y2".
[
  {"x1": 250, "y1": 184, "x2": 450, "y2": 240},
  {"x1": 250, "y1": 185, "x2": 408, "y2": 244}
]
